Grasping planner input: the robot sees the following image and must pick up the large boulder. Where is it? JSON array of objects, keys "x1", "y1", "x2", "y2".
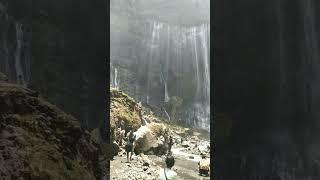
[{"x1": 134, "y1": 123, "x2": 168, "y2": 155}]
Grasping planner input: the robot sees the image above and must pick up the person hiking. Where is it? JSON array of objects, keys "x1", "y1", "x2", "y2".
[
  {"x1": 115, "y1": 127, "x2": 120, "y2": 144},
  {"x1": 119, "y1": 128, "x2": 125, "y2": 146},
  {"x1": 115, "y1": 127, "x2": 125, "y2": 147},
  {"x1": 198, "y1": 154, "x2": 210, "y2": 176},
  {"x1": 125, "y1": 130, "x2": 136, "y2": 162},
  {"x1": 158, "y1": 155, "x2": 177, "y2": 180},
  {"x1": 135, "y1": 102, "x2": 145, "y2": 125},
  {"x1": 168, "y1": 136, "x2": 173, "y2": 154}
]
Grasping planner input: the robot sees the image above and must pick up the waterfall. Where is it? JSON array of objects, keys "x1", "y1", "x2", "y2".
[
  {"x1": 192, "y1": 27, "x2": 201, "y2": 100},
  {"x1": 164, "y1": 25, "x2": 170, "y2": 103},
  {"x1": 160, "y1": 68, "x2": 170, "y2": 103},
  {"x1": 114, "y1": 67, "x2": 119, "y2": 89},
  {"x1": 164, "y1": 82, "x2": 169, "y2": 102},
  {"x1": 110, "y1": 4, "x2": 210, "y2": 130},
  {"x1": 163, "y1": 107, "x2": 171, "y2": 121},
  {"x1": 12, "y1": 22, "x2": 31, "y2": 87},
  {"x1": 110, "y1": 62, "x2": 119, "y2": 89},
  {"x1": 200, "y1": 24, "x2": 210, "y2": 102},
  {"x1": 142, "y1": 21, "x2": 210, "y2": 130}
]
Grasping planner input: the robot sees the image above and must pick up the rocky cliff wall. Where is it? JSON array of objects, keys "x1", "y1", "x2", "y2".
[
  {"x1": 214, "y1": 0, "x2": 320, "y2": 179},
  {"x1": 0, "y1": 0, "x2": 107, "y2": 130}
]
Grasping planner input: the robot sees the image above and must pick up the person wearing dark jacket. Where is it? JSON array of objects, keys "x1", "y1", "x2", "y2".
[{"x1": 125, "y1": 130, "x2": 136, "y2": 162}]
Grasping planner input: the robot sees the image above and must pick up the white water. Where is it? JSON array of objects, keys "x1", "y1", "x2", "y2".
[
  {"x1": 141, "y1": 21, "x2": 210, "y2": 130},
  {"x1": 163, "y1": 107, "x2": 171, "y2": 121},
  {"x1": 110, "y1": 1, "x2": 210, "y2": 130},
  {"x1": 0, "y1": 18, "x2": 31, "y2": 85},
  {"x1": 114, "y1": 68, "x2": 119, "y2": 89},
  {"x1": 171, "y1": 148, "x2": 202, "y2": 162},
  {"x1": 14, "y1": 23, "x2": 26, "y2": 86},
  {"x1": 110, "y1": 62, "x2": 120, "y2": 89}
]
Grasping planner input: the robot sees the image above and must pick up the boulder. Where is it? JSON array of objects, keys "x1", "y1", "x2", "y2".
[{"x1": 134, "y1": 123, "x2": 168, "y2": 155}]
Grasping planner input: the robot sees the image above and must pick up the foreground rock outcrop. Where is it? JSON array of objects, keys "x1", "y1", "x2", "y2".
[
  {"x1": 0, "y1": 81, "x2": 100, "y2": 179},
  {"x1": 134, "y1": 123, "x2": 168, "y2": 155}
]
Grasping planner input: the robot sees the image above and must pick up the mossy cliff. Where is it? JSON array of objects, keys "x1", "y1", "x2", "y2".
[
  {"x1": 110, "y1": 88, "x2": 142, "y2": 141},
  {"x1": 0, "y1": 80, "x2": 101, "y2": 179}
]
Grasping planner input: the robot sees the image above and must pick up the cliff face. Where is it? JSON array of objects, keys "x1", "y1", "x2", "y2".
[
  {"x1": 0, "y1": 80, "x2": 101, "y2": 179},
  {"x1": 0, "y1": 0, "x2": 107, "y2": 130},
  {"x1": 214, "y1": 0, "x2": 320, "y2": 179},
  {"x1": 110, "y1": 0, "x2": 210, "y2": 130}
]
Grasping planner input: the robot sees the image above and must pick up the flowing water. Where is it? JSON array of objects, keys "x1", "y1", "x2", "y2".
[
  {"x1": 111, "y1": 17, "x2": 210, "y2": 131},
  {"x1": 0, "y1": 20, "x2": 31, "y2": 87}
]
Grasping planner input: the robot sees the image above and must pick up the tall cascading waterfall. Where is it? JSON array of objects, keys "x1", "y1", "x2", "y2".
[
  {"x1": 185, "y1": 24, "x2": 210, "y2": 130},
  {"x1": 111, "y1": 19, "x2": 210, "y2": 131},
  {"x1": 14, "y1": 23, "x2": 26, "y2": 86},
  {"x1": 110, "y1": 0, "x2": 210, "y2": 131},
  {"x1": 0, "y1": 20, "x2": 31, "y2": 86},
  {"x1": 110, "y1": 62, "x2": 119, "y2": 89}
]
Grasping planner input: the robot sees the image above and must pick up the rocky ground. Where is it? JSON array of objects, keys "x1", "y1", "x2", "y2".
[
  {"x1": 109, "y1": 88, "x2": 211, "y2": 179},
  {"x1": 110, "y1": 128, "x2": 211, "y2": 180}
]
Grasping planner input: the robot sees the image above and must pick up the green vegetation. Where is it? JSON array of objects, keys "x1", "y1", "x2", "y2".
[
  {"x1": 110, "y1": 88, "x2": 142, "y2": 141},
  {"x1": 0, "y1": 83, "x2": 99, "y2": 179}
]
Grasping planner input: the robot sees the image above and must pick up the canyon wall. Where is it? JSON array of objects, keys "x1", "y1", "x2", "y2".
[
  {"x1": 214, "y1": 0, "x2": 320, "y2": 179},
  {"x1": 0, "y1": 0, "x2": 107, "y2": 130}
]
